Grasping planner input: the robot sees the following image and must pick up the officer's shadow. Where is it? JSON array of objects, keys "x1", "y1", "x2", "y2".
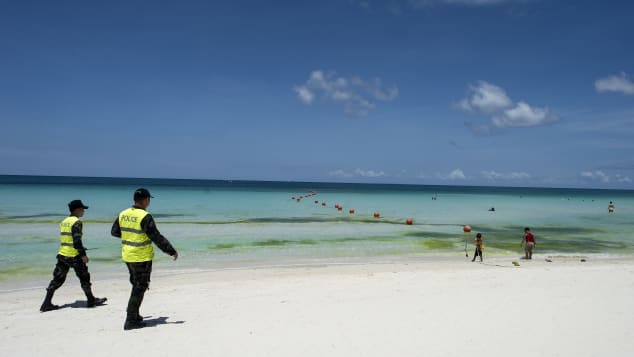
[
  {"x1": 60, "y1": 300, "x2": 107, "y2": 309},
  {"x1": 56, "y1": 301, "x2": 185, "y2": 327},
  {"x1": 141, "y1": 316, "x2": 186, "y2": 328}
]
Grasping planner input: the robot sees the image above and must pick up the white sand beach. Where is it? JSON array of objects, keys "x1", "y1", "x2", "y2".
[{"x1": 1, "y1": 255, "x2": 633, "y2": 357}]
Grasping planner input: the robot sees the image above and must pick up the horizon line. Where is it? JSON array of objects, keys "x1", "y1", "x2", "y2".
[{"x1": 0, "y1": 174, "x2": 631, "y2": 193}]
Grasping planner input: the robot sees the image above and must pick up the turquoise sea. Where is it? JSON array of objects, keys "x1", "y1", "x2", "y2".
[{"x1": 1, "y1": 175, "x2": 633, "y2": 289}]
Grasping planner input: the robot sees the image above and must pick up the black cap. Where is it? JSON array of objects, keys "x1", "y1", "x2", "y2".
[
  {"x1": 134, "y1": 188, "x2": 154, "y2": 201},
  {"x1": 68, "y1": 200, "x2": 89, "y2": 212}
]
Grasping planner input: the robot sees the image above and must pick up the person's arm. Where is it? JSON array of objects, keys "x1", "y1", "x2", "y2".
[
  {"x1": 111, "y1": 217, "x2": 122, "y2": 238},
  {"x1": 140, "y1": 214, "x2": 178, "y2": 259},
  {"x1": 72, "y1": 220, "x2": 88, "y2": 263}
]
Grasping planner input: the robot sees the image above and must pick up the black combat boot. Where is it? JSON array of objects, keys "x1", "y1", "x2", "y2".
[
  {"x1": 87, "y1": 297, "x2": 108, "y2": 308},
  {"x1": 124, "y1": 314, "x2": 146, "y2": 330},
  {"x1": 83, "y1": 286, "x2": 107, "y2": 307},
  {"x1": 40, "y1": 289, "x2": 59, "y2": 312}
]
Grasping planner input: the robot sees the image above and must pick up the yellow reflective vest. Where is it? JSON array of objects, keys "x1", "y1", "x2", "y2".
[
  {"x1": 58, "y1": 216, "x2": 80, "y2": 257},
  {"x1": 118, "y1": 207, "x2": 154, "y2": 263}
]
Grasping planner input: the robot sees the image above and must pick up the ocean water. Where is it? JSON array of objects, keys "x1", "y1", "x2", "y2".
[{"x1": 1, "y1": 175, "x2": 633, "y2": 288}]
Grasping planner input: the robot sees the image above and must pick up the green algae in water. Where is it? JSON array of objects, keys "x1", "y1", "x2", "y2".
[
  {"x1": 420, "y1": 239, "x2": 457, "y2": 249},
  {"x1": 0, "y1": 265, "x2": 48, "y2": 281},
  {"x1": 89, "y1": 256, "x2": 121, "y2": 263},
  {"x1": 209, "y1": 243, "x2": 240, "y2": 250}
]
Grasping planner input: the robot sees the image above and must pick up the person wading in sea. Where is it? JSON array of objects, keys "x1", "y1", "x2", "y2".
[
  {"x1": 472, "y1": 233, "x2": 484, "y2": 262},
  {"x1": 521, "y1": 227, "x2": 536, "y2": 260}
]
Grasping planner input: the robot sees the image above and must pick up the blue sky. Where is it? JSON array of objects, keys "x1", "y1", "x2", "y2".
[{"x1": 1, "y1": 0, "x2": 633, "y2": 188}]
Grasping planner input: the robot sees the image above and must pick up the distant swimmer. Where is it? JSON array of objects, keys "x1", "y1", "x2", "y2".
[
  {"x1": 608, "y1": 201, "x2": 615, "y2": 213},
  {"x1": 488, "y1": 207, "x2": 495, "y2": 212}
]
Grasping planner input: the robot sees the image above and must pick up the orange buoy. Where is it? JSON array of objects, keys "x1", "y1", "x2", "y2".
[
  {"x1": 373, "y1": 212, "x2": 380, "y2": 218},
  {"x1": 349, "y1": 208, "x2": 355, "y2": 214},
  {"x1": 463, "y1": 225, "x2": 471, "y2": 233},
  {"x1": 406, "y1": 218, "x2": 413, "y2": 225}
]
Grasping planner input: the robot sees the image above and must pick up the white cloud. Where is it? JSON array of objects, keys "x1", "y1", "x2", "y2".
[
  {"x1": 294, "y1": 70, "x2": 398, "y2": 116},
  {"x1": 458, "y1": 81, "x2": 559, "y2": 131},
  {"x1": 481, "y1": 170, "x2": 531, "y2": 180},
  {"x1": 458, "y1": 81, "x2": 512, "y2": 113},
  {"x1": 580, "y1": 171, "x2": 610, "y2": 183},
  {"x1": 355, "y1": 168, "x2": 386, "y2": 177},
  {"x1": 595, "y1": 72, "x2": 634, "y2": 95},
  {"x1": 580, "y1": 171, "x2": 633, "y2": 185},
  {"x1": 294, "y1": 85, "x2": 315, "y2": 104},
  {"x1": 437, "y1": 168, "x2": 466, "y2": 180},
  {"x1": 492, "y1": 101, "x2": 558, "y2": 128},
  {"x1": 329, "y1": 168, "x2": 386, "y2": 178},
  {"x1": 448, "y1": 169, "x2": 466, "y2": 180},
  {"x1": 329, "y1": 169, "x2": 354, "y2": 178},
  {"x1": 616, "y1": 174, "x2": 632, "y2": 183}
]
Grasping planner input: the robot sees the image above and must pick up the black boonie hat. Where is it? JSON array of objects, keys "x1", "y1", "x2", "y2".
[
  {"x1": 134, "y1": 188, "x2": 154, "y2": 200},
  {"x1": 68, "y1": 200, "x2": 89, "y2": 211}
]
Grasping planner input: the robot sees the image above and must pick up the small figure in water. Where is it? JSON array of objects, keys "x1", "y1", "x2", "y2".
[
  {"x1": 521, "y1": 227, "x2": 536, "y2": 260},
  {"x1": 472, "y1": 233, "x2": 483, "y2": 262},
  {"x1": 488, "y1": 207, "x2": 495, "y2": 212},
  {"x1": 608, "y1": 201, "x2": 615, "y2": 214}
]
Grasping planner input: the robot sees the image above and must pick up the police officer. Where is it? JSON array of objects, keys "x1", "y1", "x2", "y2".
[
  {"x1": 111, "y1": 188, "x2": 178, "y2": 330},
  {"x1": 40, "y1": 200, "x2": 107, "y2": 312}
]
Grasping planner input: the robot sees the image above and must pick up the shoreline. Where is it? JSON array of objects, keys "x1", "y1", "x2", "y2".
[
  {"x1": 2, "y1": 251, "x2": 632, "y2": 291},
  {"x1": 2, "y1": 251, "x2": 631, "y2": 292}
]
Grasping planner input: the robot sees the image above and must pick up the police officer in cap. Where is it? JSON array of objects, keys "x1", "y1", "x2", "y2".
[
  {"x1": 111, "y1": 188, "x2": 178, "y2": 330},
  {"x1": 40, "y1": 200, "x2": 107, "y2": 312}
]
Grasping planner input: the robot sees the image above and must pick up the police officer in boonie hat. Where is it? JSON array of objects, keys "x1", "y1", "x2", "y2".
[
  {"x1": 111, "y1": 188, "x2": 178, "y2": 330},
  {"x1": 40, "y1": 200, "x2": 107, "y2": 312}
]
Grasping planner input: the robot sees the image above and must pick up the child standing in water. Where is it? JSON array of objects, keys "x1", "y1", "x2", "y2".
[
  {"x1": 521, "y1": 227, "x2": 536, "y2": 259},
  {"x1": 472, "y1": 233, "x2": 483, "y2": 262}
]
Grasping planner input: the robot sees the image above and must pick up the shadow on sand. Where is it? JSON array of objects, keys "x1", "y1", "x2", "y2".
[
  {"x1": 142, "y1": 316, "x2": 186, "y2": 328},
  {"x1": 59, "y1": 300, "x2": 109, "y2": 309}
]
